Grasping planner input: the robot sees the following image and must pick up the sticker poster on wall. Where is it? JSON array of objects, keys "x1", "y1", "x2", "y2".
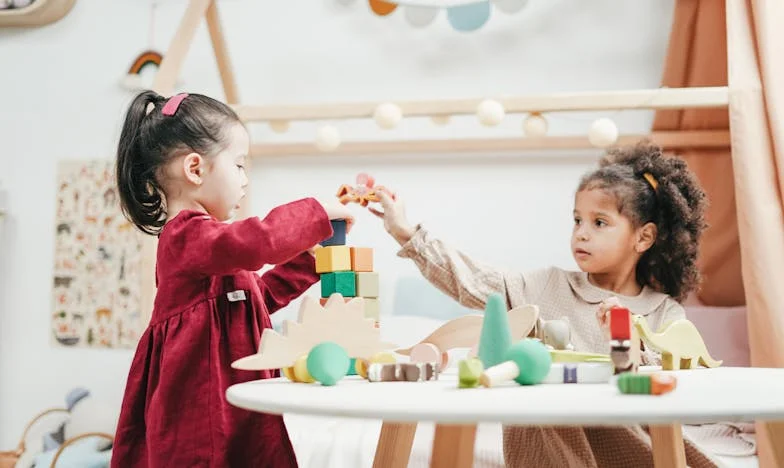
[{"x1": 51, "y1": 160, "x2": 144, "y2": 349}]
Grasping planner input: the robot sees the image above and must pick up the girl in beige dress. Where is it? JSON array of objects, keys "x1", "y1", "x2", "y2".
[{"x1": 370, "y1": 141, "x2": 724, "y2": 467}]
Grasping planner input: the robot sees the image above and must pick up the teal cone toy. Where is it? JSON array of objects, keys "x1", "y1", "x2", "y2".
[{"x1": 477, "y1": 293, "x2": 512, "y2": 368}]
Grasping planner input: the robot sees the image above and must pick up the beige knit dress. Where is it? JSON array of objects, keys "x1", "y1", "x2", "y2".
[{"x1": 397, "y1": 225, "x2": 723, "y2": 468}]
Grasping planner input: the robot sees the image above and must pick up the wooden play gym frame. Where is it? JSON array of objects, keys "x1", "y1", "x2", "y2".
[{"x1": 140, "y1": 2, "x2": 731, "y2": 467}]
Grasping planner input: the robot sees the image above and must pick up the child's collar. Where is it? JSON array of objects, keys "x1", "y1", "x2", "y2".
[{"x1": 565, "y1": 270, "x2": 669, "y2": 314}]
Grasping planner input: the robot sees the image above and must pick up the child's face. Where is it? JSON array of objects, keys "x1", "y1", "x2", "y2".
[
  {"x1": 571, "y1": 189, "x2": 639, "y2": 274},
  {"x1": 199, "y1": 123, "x2": 250, "y2": 221}
]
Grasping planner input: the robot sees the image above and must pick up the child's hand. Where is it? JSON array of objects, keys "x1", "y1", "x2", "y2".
[
  {"x1": 368, "y1": 191, "x2": 416, "y2": 246},
  {"x1": 307, "y1": 244, "x2": 321, "y2": 257},
  {"x1": 319, "y1": 201, "x2": 355, "y2": 233},
  {"x1": 596, "y1": 296, "x2": 622, "y2": 340}
]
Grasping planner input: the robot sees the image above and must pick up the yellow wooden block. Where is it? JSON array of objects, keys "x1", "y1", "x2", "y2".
[{"x1": 315, "y1": 246, "x2": 351, "y2": 273}]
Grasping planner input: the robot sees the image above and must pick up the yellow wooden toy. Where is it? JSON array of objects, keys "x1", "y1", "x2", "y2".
[{"x1": 633, "y1": 315, "x2": 723, "y2": 370}]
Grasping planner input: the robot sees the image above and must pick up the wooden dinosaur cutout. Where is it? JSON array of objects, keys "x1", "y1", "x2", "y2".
[
  {"x1": 633, "y1": 315, "x2": 722, "y2": 370},
  {"x1": 232, "y1": 294, "x2": 397, "y2": 371}
]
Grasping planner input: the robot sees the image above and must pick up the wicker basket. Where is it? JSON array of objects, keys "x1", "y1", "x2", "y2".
[{"x1": 0, "y1": 407, "x2": 113, "y2": 467}]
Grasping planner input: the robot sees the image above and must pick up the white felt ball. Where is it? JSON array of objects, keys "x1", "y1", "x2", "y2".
[
  {"x1": 492, "y1": 0, "x2": 528, "y2": 14},
  {"x1": 588, "y1": 118, "x2": 619, "y2": 148},
  {"x1": 404, "y1": 6, "x2": 439, "y2": 27},
  {"x1": 373, "y1": 103, "x2": 402, "y2": 130},
  {"x1": 269, "y1": 120, "x2": 290, "y2": 133},
  {"x1": 315, "y1": 125, "x2": 341, "y2": 152},
  {"x1": 11, "y1": 0, "x2": 34, "y2": 7},
  {"x1": 431, "y1": 115, "x2": 451, "y2": 126},
  {"x1": 523, "y1": 113, "x2": 548, "y2": 137},
  {"x1": 476, "y1": 99, "x2": 505, "y2": 126}
]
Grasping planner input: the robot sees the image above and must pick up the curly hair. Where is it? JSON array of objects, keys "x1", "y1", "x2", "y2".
[{"x1": 576, "y1": 140, "x2": 708, "y2": 301}]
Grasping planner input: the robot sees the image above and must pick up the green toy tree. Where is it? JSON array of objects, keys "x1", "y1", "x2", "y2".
[{"x1": 477, "y1": 293, "x2": 512, "y2": 368}]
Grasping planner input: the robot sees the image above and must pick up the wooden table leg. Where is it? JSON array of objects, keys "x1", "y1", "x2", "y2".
[
  {"x1": 649, "y1": 424, "x2": 686, "y2": 468},
  {"x1": 764, "y1": 422, "x2": 784, "y2": 467},
  {"x1": 430, "y1": 424, "x2": 477, "y2": 468},
  {"x1": 373, "y1": 422, "x2": 417, "y2": 468}
]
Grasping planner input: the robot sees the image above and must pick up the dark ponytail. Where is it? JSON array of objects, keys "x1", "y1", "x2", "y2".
[
  {"x1": 115, "y1": 90, "x2": 241, "y2": 235},
  {"x1": 577, "y1": 141, "x2": 708, "y2": 301}
]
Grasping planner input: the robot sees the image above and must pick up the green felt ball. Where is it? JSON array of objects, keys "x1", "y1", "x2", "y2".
[
  {"x1": 504, "y1": 339, "x2": 552, "y2": 385},
  {"x1": 307, "y1": 342, "x2": 349, "y2": 386}
]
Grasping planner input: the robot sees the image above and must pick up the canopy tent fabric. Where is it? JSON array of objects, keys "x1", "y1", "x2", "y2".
[{"x1": 655, "y1": 0, "x2": 784, "y2": 465}]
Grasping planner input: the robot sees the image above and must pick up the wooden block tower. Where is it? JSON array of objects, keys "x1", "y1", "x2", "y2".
[{"x1": 315, "y1": 219, "x2": 380, "y2": 327}]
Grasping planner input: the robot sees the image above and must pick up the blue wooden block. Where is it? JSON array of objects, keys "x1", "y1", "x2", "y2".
[{"x1": 321, "y1": 219, "x2": 347, "y2": 247}]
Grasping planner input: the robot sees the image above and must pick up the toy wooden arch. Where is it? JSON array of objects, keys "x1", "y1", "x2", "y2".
[{"x1": 137, "y1": 0, "x2": 733, "y2": 326}]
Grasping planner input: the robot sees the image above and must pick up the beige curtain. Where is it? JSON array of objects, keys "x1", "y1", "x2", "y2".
[
  {"x1": 652, "y1": 0, "x2": 745, "y2": 307},
  {"x1": 655, "y1": 1, "x2": 784, "y2": 465},
  {"x1": 726, "y1": 0, "x2": 784, "y2": 466}
]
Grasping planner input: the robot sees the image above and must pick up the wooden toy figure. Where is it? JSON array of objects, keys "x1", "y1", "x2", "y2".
[
  {"x1": 609, "y1": 306, "x2": 640, "y2": 375},
  {"x1": 540, "y1": 318, "x2": 574, "y2": 351},
  {"x1": 366, "y1": 362, "x2": 439, "y2": 382},
  {"x1": 336, "y1": 172, "x2": 396, "y2": 207}
]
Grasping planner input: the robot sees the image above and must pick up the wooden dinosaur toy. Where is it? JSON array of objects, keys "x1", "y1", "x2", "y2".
[
  {"x1": 395, "y1": 304, "x2": 539, "y2": 369},
  {"x1": 633, "y1": 315, "x2": 723, "y2": 370},
  {"x1": 232, "y1": 294, "x2": 397, "y2": 371}
]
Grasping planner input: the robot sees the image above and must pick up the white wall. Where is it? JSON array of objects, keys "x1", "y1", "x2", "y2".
[{"x1": 0, "y1": 0, "x2": 673, "y2": 447}]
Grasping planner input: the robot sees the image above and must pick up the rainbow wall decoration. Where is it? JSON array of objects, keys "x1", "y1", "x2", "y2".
[{"x1": 119, "y1": 50, "x2": 165, "y2": 91}]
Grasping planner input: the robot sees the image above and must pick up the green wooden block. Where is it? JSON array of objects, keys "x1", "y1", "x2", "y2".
[{"x1": 321, "y1": 271, "x2": 356, "y2": 297}]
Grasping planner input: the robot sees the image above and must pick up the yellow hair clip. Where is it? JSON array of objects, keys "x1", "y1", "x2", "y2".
[{"x1": 643, "y1": 172, "x2": 658, "y2": 192}]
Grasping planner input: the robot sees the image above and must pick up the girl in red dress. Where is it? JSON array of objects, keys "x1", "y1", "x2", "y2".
[{"x1": 111, "y1": 91, "x2": 353, "y2": 467}]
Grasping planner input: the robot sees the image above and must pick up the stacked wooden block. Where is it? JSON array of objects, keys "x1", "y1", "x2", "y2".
[{"x1": 316, "y1": 220, "x2": 380, "y2": 326}]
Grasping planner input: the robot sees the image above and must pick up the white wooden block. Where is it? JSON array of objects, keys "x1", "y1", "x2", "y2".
[{"x1": 356, "y1": 272, "x2": 379, "y2": 298}]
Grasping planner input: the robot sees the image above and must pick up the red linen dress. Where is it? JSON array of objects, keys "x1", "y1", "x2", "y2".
[{"x1": 111, "y1": 198, "x2": 332, "y2": 467}]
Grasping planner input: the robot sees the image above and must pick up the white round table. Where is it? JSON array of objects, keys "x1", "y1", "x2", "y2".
[{"x1": 227, "y1": 367, "x2": 784, "y2": 468}]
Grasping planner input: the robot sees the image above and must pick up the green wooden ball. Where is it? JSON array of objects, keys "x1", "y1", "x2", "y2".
[
  {"x1": 505, "y1": 338, "x2": 552, "y2": 385},
  {"x1": 306, "y1": 342, "x2": 349, "y2": 386}
]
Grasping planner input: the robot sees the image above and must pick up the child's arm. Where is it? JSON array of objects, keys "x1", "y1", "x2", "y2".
[
  {"x1": 369, "y1": 191, "x2": 513, "y2": 310},
  {"x1": 166, "y1": 198, "x2": 341, "y2": 277},
  {"x1": 256, "y1": 251, "x2": 319, "y2": 313}
]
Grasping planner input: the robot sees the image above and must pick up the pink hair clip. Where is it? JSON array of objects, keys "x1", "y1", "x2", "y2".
[{"x1": 161, "y1": 93, "x2": 189, "y2": 116}]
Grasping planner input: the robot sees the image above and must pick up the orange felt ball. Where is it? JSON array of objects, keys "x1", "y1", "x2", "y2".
[{"x1": 369, "y1": 0, "x2": 397, "y2": 16}]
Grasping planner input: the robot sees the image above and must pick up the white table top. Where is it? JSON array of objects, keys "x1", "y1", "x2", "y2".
[{"x1": 226, "y1": 367, "x2": 784, "y2": 426}]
